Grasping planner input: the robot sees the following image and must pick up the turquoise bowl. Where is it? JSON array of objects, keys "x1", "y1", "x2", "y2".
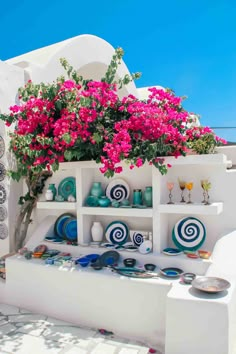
[{"x1": 98, "y1": 196, "x2": 111, "y2": 207}]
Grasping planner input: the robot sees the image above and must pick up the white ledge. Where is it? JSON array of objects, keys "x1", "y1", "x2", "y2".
[{"x1": 159, "y1": 202, "x2": 223, "y2": 215}]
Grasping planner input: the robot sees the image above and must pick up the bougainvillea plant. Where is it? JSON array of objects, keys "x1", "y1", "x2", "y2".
[{"x1": 0, "y1": 47, "x2": 226, "y2": 250}]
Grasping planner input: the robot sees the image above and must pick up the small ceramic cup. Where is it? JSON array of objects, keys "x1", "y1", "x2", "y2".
[{"x1": 182, "y1": 272, "x2": 196, "y2": 284}]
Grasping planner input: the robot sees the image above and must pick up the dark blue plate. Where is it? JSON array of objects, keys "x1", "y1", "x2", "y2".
[
  {"x1": 54, "y1": 213, "x2": 74, "y2": 239},
  {"x1": 63, "y1": 217, "x2": 77, "y2": 241}
]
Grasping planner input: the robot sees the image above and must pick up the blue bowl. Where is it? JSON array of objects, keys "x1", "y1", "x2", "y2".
[
  {"x1": 85, "y1": 254, "x2": 100, "y2": 263},
  {"x1": 77, "y1": 257, "x2": 90, "y2": 267}
]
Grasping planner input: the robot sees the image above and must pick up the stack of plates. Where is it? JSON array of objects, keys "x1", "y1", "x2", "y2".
[{"x1": 54, "y1": 213, "x2": 77, "y2": 242}]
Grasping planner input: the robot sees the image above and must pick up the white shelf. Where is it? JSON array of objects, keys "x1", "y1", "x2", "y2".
[
  {"x1": 37, "y1": 201, "x2": 76, "y2": 210},
  {"x1": 80, "y1": 207, "x2": 153, "y2": 218},
  {"x1": 164, "y1": 153, "x2": 227, "y2": 166},
  {"x1": 158, "y1": 202, "x2": 223, "y2": 215}
]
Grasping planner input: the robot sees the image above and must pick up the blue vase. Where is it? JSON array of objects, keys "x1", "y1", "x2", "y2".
[
  {"x1": 48, "y1": 184, "x2": 57, "y2": 200},
  {"x1": 90, "y1": 182, "x2": 103, "y2": 198},
  {"x1": 144, "y1": 186, "x2": 152, "y2": 207},
  {"x1": 133, "y1": 189, "x2": 142, "y2": 205},
  {"x1": 98, "y1": 196, "x2": 111, "y2": 207}
]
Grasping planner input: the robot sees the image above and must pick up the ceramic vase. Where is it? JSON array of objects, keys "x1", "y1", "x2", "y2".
[
  {"x1": 98, "y1": 196, "x2": 111, "y2": 207},
  {"x1": 48, "y1": 183, "x2": 57, "y2": 200},
  {"x1": 144, "y1": 186, "x2": 153, "y2": 207},
  {"x1": 45, "y1": 189, "x2": 54, "y2": 201},
  {"x1": 133, "y1": 189, "x2": 142, "y2": 205},
  {"x1": 90, "y1": 182, "x2": 103, "y2": 198},
  {"x1": 91, "y1": 221, "x2": 104, "y2": 242}
]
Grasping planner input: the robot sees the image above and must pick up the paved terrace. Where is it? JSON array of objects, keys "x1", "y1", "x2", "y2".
[{"x1": 0, "y1": 303, "x2": 161, "y2": 354}]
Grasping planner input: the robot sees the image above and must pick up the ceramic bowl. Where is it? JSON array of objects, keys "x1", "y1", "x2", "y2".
[
  {"x1": 144, "y1": 263, "x2": 156, "y2": 271},
  {"x1": 86, "y1": 195, "x2": 99, "y2": 207},
  {"x1": 121, "y1": 199, "x2": 130, "y2": 206},
  {"x1": 182, "y1": 272, "x2": 196, "y2": 284},
  {"x1": 85, "y1": 254, "x2": 100, "y2": 263},
  {"x1": 98, "y1": 196, "x2": 111, "y2": 207},
  {"x1": 198, "y1": 250, "x2": 211, "y2": 259},
  {"x1": 123, "y1": 258, "x2": 136, "y2": 267},
  {"x1": 91, "y1": 259, "x2": 103, "y2": 270},
  {"x1": 77, "y1": 257, "x2": 90, "y2": 267}
]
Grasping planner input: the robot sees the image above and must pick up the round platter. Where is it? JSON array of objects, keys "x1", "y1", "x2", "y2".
[
  {"x1": 0, "y1": 184, "x2": 7, "y2": 204},
  {"x1": 131, "y1": 231, "x2": 145, "y2": 246},
  {"x1": 54, "y1": 213, "x2": 75, "y2": 239},
  {"x1": 111, "y1": 266, "x2": 158, "y2": 279},
  {"x1": 99, "y1": 250, "x2": 120, "y2": 266},
  {"x1": 58, "y1": 177, "x2": 76, "y2": 200},
  {"x1": 0, "y1": 163, "x2": 6, "y2": 182},
  {"x1": 105, "y1": 220, "x2": 129, "y2": 245},
  {"x1": 172, "y1": 217, "x2": 206, "y2": 251},
  {"x1": 191, "y1": 276, "x2": 230, "y2": 293},
  {"x1": 63, "y1": 217, "x2": 77, "y2": 241},
  {"x1": 0, "y1": 136, "x2": 5, "y2": 159},
  {"x1": 105, "y1": 178, "x2": 130, "y2": 202},
  {"x1": 0, "y1": 206, "x2": 7, "y2": 222},
  {"x1": 162, "y1": 247, "x2": 183, "y2": 256}
]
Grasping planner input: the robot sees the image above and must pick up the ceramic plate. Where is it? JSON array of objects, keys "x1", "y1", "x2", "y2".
[
  {"x1": 160, "y1": 267, "x2": 184, "y2": 278},
  {"x1": 192, "y1": 276, "x2": 230, "y2": 293},
  {"x1": 162, "y1": 247, "x2": 183, "y2": 256},
  {"x1": 172, "y1": 217, "x2": 206, "y2": 251},
  {"x1": 63, "y1": 217, "x2": 77, "y2": 241},
  {"x1": 112, "y1": 266, "x2": 158, "y2": 279},
  {"x1": 105, "y1": 221, "x2": 129, "y2": 245},
  {"x1": 0, "y1": 184, "x2": 7, "y2": 204},
  {"x1": 138, "y1": 240, "x2": 152, "y2": 254},
  {"x1": 0, "y1": 206, "x2": 7, "y2": 222},
  {"x1": 0, "y1": 136, "x2": 5, "y2": 158},
  {"x1": 54, "y1": 213, "x2": 75, "y2": 239},
  {"x1": 0, "y1": 223, "x2": 8, "y2": 239},
  {"x1": 130, "y1": 231, "x2": 148, "y2": 246},
  {"x1": 99, "y1": 250, "x2": 120, "y2": 266},
  {"x1": 105, "y1": 178, "x2": 130, "y2": 202},
  {"x1": 0, "y1": 163, "x2": 6, "y2": 182},
  {"x1": 58, "y1": 177, "x2": 76, "y2": 200}
]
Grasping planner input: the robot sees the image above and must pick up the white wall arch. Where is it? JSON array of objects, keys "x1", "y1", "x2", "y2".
[{"x1": 6, "y1": 34, "x2": 138, "y2": 97}]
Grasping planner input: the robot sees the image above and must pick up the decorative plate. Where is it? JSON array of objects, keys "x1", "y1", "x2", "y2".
[
  {"x1": 0, "y1": 136, "x2": 5, "y2": 159},
  {"x1": 54, "y1": 213, "x2": 75, "y2": 239},
  {"x1": 58, "y1": 177, "x2": 76, "y2": 200},
  {"x1": 172, "y1": 217, "x2": 206, "y2": 251},
  {"x1": 138, "y1": 240, "x2": 152, "y2": 254},
  {"x1": 62, "y1": 217, "x2": 77, "y2": 241},
  {"x1": 0, "y1": 163, "x2": 6, "y2": 182},
  {"x1": 162, "y1": 248, "x2": 183, "y2": 256},
  {"x1": 191, "y1": 276, "x2": 230, "y2": 293},
  {"x1": 0, "y1": 206, "x2": 7, "y2": 222},
  {"x1": 160, "y1": 267, "x2": 184, "y2": 278},
  {"x1": 99, "y1": 250, "x2": 120, "y2": 266},
  {"x1": 0, "y1": 184, "x2": 7, "y2": 204},
  {"x1": 111, "y1": 266, "x2": 158, "y2": 279},
  {"x1": 105, "y1": 221, "x2": 129, "y2": 245},
  {"x1": 105, "y1": 178, "x2": 130, "y2": 202},
  {"x1": 130, "y1": 230, "x2": 148, "y2": 246},
  {"x1": 0, "y1": 223, "x2": 8, "y2": 240}
]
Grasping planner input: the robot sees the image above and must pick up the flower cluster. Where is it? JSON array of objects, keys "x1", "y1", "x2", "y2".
[{"x1": 0, "y1": 48, "x2": 226, "y2": 181}]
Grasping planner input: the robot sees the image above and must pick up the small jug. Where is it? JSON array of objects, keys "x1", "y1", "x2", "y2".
[
  {"x1": 45, "y1": 189, "x2": 54, "y2": 201},
  {"x1": 90, "y1": 182, "x2": 103, "y2": 198},
  {"x1": 133, "y1": 189, "x2": 142, "y2": 205},
  {"x1": 48, "y1": 183, "x2": 57, "y2": 200}
]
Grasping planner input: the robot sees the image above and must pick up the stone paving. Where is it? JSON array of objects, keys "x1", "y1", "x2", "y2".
[{"x1": 0, "y1": 304, "x2": 162, "y2": 354}]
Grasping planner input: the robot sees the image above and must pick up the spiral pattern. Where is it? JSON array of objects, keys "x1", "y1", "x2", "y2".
[
  {"x1": 105, "y1": 221, "x2": 129, "y2": 245},
  {"x1": 0, "y1": 206, "x2": 7, "y2": 222},
  {"x1": 172, "y1": 217, "x2": 206, "y2": 251},
  {"x1": 0, "y1": 163, "x2": 6, "y2": 182},
  {"x1": 0, "y1": 136, "x2": 5, "y2": 159},
  {"x1": 132, "y1": 232, "x2": 144, "y2": 246},
  {"x1": 0, "y1": 223, "x2": 8, "y2": 239},
  {"x1": 109, "y1": 185, "x2": 128, "y2": 201},
  {"x1": 0, "y1": 185, "x2": 6, "y2": 204}
]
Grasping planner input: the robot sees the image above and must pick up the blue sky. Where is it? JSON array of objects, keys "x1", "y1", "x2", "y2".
[{"x1": 1, "y1": 0, "x2": 236, "y2": 141}]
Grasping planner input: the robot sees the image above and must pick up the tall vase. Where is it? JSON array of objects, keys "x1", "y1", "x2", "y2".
[
  {"x1": 91, "y1": 221, "x2": 104, "y2": 242},
  {"x1": 144, "y1": 186, "x2": 153, "y2": 207},
  {"x1": 133, "y1": 189, "x2": 142, "y2": 205},
  {"x1": 90, "y1": 182, "x2": 103, "y2": 198},
  {"x1": 48, "y1": 183, "x2": 57, "y2": 200}
]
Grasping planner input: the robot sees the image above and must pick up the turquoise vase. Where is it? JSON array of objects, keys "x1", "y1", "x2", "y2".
[
  {"x1": 133, "y1": 189, "x2": 142, "y2": 205},
  {"x1": 144, "y1": 186, "x2": 153, "y2": 207},
  {"x1": 90, "y1": 182, "x2": 103, "y2": 198},
  {"x1": 48, "y1": 183, "x2": 57, "y2": 200},
  {"x1": 98, "y1": 196, "x2": 111, "y2": 207}
]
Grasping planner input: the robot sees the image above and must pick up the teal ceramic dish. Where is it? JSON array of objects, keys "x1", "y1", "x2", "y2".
[
  {"x1": 58, "y1": 177, "x2": 76, "y2": 200},
  {"x1": 63, "y1": 217, "x2": 77, "y2": 241}
]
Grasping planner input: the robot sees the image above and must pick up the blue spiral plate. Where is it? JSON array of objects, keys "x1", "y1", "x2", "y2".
[
  {"x1": 105, "y1": 179, "x2": 130, "y2": 202},
  {"x1": 172, "y1": 217, "x2": 206, "y2": 251},
  {"x1": 132, "y1": 232, "x2": 144, "y2": 246},
  {"x1": 105, "y1": 221, "x2": 129, "y2": 245}
]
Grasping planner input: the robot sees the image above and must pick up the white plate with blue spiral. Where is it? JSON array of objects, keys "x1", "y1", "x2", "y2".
[
  {"x1": 105, "y1": 178, "x2": 130, "y2": 202},
  {"x1": 105, "y1": 221, "x2": 129, "y2": 245},
  {"x1": 172, "y1": 217, "x2": 206, "y2": 251}
]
